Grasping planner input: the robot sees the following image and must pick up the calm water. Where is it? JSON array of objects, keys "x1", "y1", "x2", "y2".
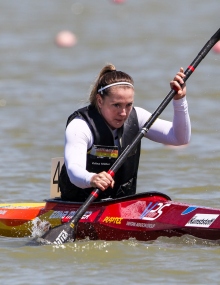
[{"x1": 0, "y1": 0, "x2": 220, "y2": 284}]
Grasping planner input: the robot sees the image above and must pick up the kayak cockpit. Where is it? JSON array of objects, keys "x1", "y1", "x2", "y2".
[{"x1": 44, "y1": 191, "x2": 171, "y2": 206}]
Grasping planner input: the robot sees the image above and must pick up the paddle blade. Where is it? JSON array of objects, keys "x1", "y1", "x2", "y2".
[{"x1": 40, "y1": 222, "x2": 76, "y2": 245}]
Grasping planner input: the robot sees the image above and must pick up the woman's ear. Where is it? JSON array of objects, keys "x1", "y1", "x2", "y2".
[{"x1": 96, "y1": 94, "x2": 103, "y2": 108}]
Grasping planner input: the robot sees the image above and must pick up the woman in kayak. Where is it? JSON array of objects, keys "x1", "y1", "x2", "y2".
[{"x1": 59, "y1": 64, "x2": 190, "y2": 202}]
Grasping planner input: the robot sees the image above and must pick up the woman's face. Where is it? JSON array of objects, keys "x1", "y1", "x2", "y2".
[{"x1": 97, "y1": 87, "x2": 134, "y2": 129}]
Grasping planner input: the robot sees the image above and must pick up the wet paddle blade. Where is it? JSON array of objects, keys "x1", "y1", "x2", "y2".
[
  {"x1": 41, "y1": 222, "x2": 76, "y2": 244},
  {"x1": 40, "y1": 190, "x2": 100, "y2": 245}
]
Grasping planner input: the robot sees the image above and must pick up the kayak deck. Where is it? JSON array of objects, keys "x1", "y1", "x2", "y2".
[{"x1": 0, "y1": 203, "x2": 46, "y2": 237}]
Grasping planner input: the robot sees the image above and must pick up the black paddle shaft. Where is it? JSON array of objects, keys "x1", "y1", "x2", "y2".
[{"x1": 42, "y1": 28, "x2": 220, "y2": 244}]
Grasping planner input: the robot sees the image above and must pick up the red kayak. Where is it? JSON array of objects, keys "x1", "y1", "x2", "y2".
[{"x1": 0, "y1": 191, "x2": 220, "y2": 242}]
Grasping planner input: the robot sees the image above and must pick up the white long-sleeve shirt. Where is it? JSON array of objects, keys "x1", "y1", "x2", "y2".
[{"x1": 64, "y1": 97, "x2": 191, "y2": 189}]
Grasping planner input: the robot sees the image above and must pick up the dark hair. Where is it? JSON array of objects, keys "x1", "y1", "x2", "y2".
[{"x1": 89, "y1": 63, "x2": 134, "y2": 108}]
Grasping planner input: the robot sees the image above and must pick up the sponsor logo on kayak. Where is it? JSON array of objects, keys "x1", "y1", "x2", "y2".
[
  {"x1": 181, "y1": 206, "x2": 198, "y2": 215},
  {"x1": 185, "y1": 214, "x2": 219, "y2": 228},
  {"x1": 49, "y1": 211, "x2": 92, "y2": 220},
  {"x1": 0, "y1": 210, "x2": 7, "y2": 215},
  {"x1": 0, "y1": 205, "x2": 32, "y2": 209},
  {"x1": 140, "y1": 202, "x2": 171, "y2": 220},
  {"x1": 126, "y1": 221, "x2": 155, "y2": 228},
  {"x1": 102, "y1": 216, "x2": 123, "y2": 224}
]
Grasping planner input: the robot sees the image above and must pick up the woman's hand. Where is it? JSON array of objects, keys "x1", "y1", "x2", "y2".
[
  {"x1": 90, "y1": 171, "x2": 115, "y2": 191},
  {"x1": 170, "y1": 67, "x2": 186, "y2": 100}
]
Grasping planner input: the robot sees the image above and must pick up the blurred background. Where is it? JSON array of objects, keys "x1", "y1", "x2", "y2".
[{"x1": 0, "y1": 0, "x2": 220, "y2": 203}]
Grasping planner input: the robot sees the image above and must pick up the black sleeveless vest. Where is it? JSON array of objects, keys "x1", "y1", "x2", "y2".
[{"x1": 59, "y1": 105, "x2": 141, "y2": 202}]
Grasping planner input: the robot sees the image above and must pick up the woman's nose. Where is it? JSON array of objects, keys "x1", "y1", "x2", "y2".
[{"x1": 119, "y1": 108, "x2": 126, "y2": 116}]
